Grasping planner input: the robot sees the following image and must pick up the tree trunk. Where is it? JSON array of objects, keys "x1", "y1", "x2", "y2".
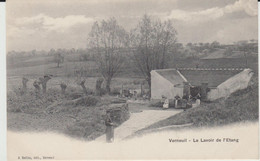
[
  {"x1": 60, "y1": 83, "x2": 67, "y2": 94},
  {"x1": 106, "y1": 78, "x2": 111, "y2": 94},
  {"x1": 146, "y1": 76, "x2": 151, "y2": 98},
  {"x1": 141, "y1": 83, "x2": 143, "y2": 97},
  {"x1": 22, "y1": 77, "x2": 29, "y2": 91},
  {"x1": 95, "y1": 77, "x2": 104, "y2": 96},
  {"x1": 41, "y1": 76, "x2": 51, "y2": 94},
  {"x1": 42, "y1": 83, "x2": 47, "y2": 93},
  {"x1": 79, "y1": 80, "x2": 87, "y2": 95},
  {"x1": 33, "y1": 80, "x2": 41, "y2": 97},
  {"x1": 81, "y1": 85, "x2": 87, "y2": 95}
]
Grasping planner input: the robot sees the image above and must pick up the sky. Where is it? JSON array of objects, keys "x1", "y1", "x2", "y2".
[{"x1": 6, "y1": 0, "x2": 258, "y2": 51}]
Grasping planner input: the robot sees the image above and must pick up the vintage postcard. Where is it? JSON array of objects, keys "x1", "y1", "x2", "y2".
[{"x1": 6, "y1": 0, "x2": 259, "y2": 160}]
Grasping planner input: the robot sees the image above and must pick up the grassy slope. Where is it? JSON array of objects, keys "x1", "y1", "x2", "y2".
[
  {"x1": 7, "y1": 54, "x2": 141, "y2": 78},
  {"x1": 173, "y1": 55, "x2": 258, "y2": 72},
  {"x1": 139, "y1": 76, "x2": 258, "y2": 132},
  {"x1": 7, "y1": 88, "x2": 129, "y2": 140}
]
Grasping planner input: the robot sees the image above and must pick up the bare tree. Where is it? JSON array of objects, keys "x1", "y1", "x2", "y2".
[
  {"x1": 129, "y1": 15, "x2": 177, "y2": 96},
  {"x1": 77, "y1": 79, "x2": 88, "y2": 95},
  {"x1": 88, "y1": 18, "x2": 128, "y2": 93},
  {"x1": 238, "y1": 42, "x2": 253, "y2": 67}
]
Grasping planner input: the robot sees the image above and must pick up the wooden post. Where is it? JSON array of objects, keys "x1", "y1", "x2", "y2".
[{"x1": 141, "y1": 83, "x2": 143, "y2": 97}]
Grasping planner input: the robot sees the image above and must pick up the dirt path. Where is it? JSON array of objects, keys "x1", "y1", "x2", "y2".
[{"x1": 95, "y1": 109, "x2": 182, "y2": 142}]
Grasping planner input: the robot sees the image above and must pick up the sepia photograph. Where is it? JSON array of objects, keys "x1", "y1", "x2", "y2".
[{"x1": 6, "y1": 0, "x2": 259, "y2": 160}]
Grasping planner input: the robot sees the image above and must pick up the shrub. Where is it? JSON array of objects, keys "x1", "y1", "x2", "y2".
[
  {"x1": 74, "y1": 96, "x2": 100, "y2": 106},
  {"x1": 7, "y1": 88, "x2": 65, "y2": 114},
  {"x1": 107, "y1": 103, "x2": 130, "y2": 126},
  {"x1": 149, "y1": 99, "x2": 175, "y2": 108},
  {"x1": 133, "y1": 79, "x2": 142, "y2": 85},
  {"x1": 100, "y1": 88, "x2": 107, "y2": 96},
  {"x1": 85, "y1": 88, "x2": 95, "y2": 95},
  {"x1": 149, "y1": 101, "x2": 163, "y2": 107},
  {"x1": 110, "y1": 87, "x2": 121, "y2": 96}
]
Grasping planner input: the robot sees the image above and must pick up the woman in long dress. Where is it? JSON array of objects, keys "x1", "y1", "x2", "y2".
[
  {"x1": 105, "y1": 112, "x2": 114, "y2": 143},
  {"x1": 163, "y1": 98, "x2": 169, "y2": 109},
  {"x1": 195, "y1": 93, "x2": 201, "y2": 107}
]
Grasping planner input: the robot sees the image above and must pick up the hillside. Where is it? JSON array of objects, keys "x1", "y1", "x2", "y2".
[{"x1": 173, "y1": 55, "x2": 258, "y2": 73}]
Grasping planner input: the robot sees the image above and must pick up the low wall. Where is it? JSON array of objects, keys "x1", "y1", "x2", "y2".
[
  {"x1": 207, "y1": 69, "x2": 253, "y2": 101},
  {"x1": 107, "y1": 103, "x2": 130, "y2": 126}
]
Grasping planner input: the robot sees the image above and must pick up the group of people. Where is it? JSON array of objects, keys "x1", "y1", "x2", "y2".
[{"x1": 161, "y1": 93, "x2": 201, "y2": 109}]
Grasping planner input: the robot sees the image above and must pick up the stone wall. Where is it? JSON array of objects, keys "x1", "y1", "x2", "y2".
[{"x1": 107, "y1": 103, "x2": 130, "y2": 126}]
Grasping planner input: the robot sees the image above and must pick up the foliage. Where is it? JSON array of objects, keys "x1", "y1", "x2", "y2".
[
  {"x1": 73, "y1": 96, "x2": 100, "y2": 106},
  {"x1": 7, "y1": 88, "x2": 64, "y2": 114},
  {"x1": 54, "y1": 53, "x2": 64, "y2": 67},
  {"x1": 7, "y1": 87, "x2": 130, "y2": 140},
  {"x1": 110, "y1": 87, "x2": 121, "y2": 96}
]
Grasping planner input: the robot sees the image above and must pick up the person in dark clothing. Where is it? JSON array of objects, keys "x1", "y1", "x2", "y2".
[
  {"x1": 105, "y1": 111, "x2": 114, "y2": 143},
  {"x1": 182, "y1": 94, "x2": 188, "y2": 100},
  {"x1": 196, "y1": 93, "x2": 201, "y2": 99}
]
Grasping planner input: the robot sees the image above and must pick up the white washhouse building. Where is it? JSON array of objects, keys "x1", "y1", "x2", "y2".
[{"x1": 151, "y1": 68, "x2": 253, "y2": 101}]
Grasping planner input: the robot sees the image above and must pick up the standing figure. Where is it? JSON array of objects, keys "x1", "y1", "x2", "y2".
[
  {"x1": 105, "y1": 111, "x2": 114, "y2": 143},
  {"x1": 174, "y1": 95, "x2": 181, "y2": 108},
  {"x1": 196, "y1": 93, "x2": 201, "y2": 106}
]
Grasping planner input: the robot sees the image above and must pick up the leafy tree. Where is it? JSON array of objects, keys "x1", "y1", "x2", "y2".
[
  {"x1": 238, "y1": 42, "x2": 254, "y2": 67},
  {"x1": 49, "y1": 48, "x2": 56, "y2": 55},
  {"x1": 129, "y1": 14, "x2": 177, "y2": 96},
  {"x1": 186, "y1": 42, "x2": 193, "y2": 48},
  {"x1": 88, "y1": 18, "x2": 128, "y2": 93},
  {"x1": 54, "y1": 53, "x2": 64, "y2": 68},
  {"x1": 210, "y1": 41, "x2": 220, "y2": 48}
]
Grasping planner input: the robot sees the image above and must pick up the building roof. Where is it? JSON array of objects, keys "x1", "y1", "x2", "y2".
[
  {"x1": 155, "y1": 69, "x2": 186, "y2": 85},
  {"x1": 153, "y1": 68, "x2": 244, "y2": 87}
]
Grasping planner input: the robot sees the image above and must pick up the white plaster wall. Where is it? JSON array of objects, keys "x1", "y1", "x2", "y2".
[
  {"x1": 151, "y1": 71, "x2": 183, "y2": 100},
  {"x1": 207, "y1": 69, "x2": 254, "y2": 101}
]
